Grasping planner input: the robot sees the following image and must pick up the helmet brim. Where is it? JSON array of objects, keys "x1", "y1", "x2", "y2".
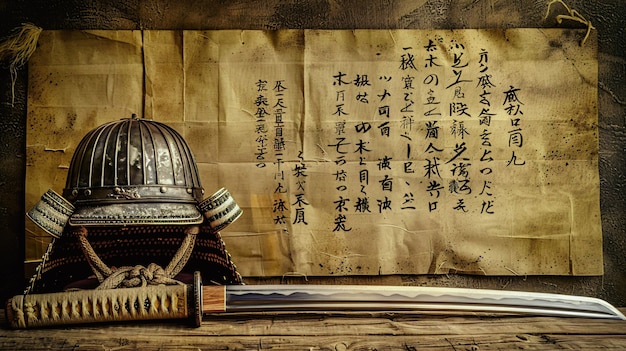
[{"x1": 68, "y1": 202, "x2": 203, "y2": 226}]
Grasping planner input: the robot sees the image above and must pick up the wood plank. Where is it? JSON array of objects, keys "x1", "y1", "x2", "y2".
[
  {"x1": 197, "y1": 312, "x2": 626, "y2": 336},
  {"x1": 2, "y1": 332, "x2": 626, "y2": 350},
  {"x1": 2, "y1": 309, "x2": 625, "y2": 350}
]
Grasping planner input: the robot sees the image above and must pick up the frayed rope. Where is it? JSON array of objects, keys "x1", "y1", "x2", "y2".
[
  {"x1": 0, "y1": 23, "x2": 43, "y2": 106},
  {"x1": 544, "y1": 0, "x2": 595, "y2": 47}
]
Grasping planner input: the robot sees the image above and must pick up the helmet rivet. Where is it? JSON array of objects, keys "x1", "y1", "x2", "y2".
[
  {"x1": 71, "y1": 189, "x2": 78, "y2": 197},
  {"x1": 84, "y1": 189, "x2": 92, "y2": 196},
  {"x1": 186, "y1": 188, "x2": 193, "y2": 194},
  {"x1": 160, "y1": 186, "x2": 167, "y2": 193}
]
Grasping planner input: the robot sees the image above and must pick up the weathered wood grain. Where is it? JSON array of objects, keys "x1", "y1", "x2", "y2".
[{"x1": 2, "y1": 309, "x2": 625, "y2": 350}]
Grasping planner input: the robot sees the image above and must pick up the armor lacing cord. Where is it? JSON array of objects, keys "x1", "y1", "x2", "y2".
[{"x1": 72, "y1": 225, "x2": 199, "y2": 290}]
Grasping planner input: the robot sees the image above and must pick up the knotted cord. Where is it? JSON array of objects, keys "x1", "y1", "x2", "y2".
[{"x1": 72, "y1": 225, "x2": 199, "y2": 289}]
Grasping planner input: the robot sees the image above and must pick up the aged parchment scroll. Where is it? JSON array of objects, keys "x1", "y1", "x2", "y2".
[{"x1": 26, "y1": 29, "x2": 600, "y2": 276}]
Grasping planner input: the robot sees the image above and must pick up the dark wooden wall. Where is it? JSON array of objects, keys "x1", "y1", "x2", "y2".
[{"x1": 1, "y1": 0, "x2": 624, "y2": 306}]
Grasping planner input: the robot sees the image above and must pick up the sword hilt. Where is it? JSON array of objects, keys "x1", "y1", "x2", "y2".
[{"x1": 6, "y1": 272, "x2": 210, "y2": 329}]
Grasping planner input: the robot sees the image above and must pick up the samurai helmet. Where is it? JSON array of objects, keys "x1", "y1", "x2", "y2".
[
  {"x1": 26, "y1": 115, "x2": 243, "y2": 292},
  {"x1": 29, "y1": 114, "x2": 242, "y2": 237},
  {"x1": 62, "y1": 114, "x2": 204, "y2": 226}
]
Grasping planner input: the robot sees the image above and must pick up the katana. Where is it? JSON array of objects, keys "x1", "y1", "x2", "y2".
[{"x1": 7, "y1": 272, "x2": 625, "y2": 329}]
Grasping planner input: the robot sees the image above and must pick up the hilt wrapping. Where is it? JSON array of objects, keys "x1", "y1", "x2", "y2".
[{"x1": 6, "y1": 282, "x2": 195, "y2": 329}]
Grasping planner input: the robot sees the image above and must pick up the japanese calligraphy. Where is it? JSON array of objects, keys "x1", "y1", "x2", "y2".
[{"x1": 27, "y1": 29, "x2": 601, "y2": 278}]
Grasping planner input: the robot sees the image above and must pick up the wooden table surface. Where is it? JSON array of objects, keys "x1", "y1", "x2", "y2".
[{"x1": 1, "y1": 309, "x2": 625, "y2": 350}]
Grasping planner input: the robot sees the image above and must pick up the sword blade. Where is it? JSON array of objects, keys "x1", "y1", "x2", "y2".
[
  {"x1": 201, "y1": 285, "x2": 626, "y2": 320},
  {"x1": 7, "y1": 276, "x2": 624, "y2": 329}
]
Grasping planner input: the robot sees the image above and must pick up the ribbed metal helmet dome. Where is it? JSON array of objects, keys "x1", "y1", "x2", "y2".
[{"x1": 62, "y1": 115, "x2": 204, "y2": 226}]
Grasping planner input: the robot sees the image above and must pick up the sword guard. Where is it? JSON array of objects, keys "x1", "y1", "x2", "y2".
[{"x1": 191, "y1": 271, "x2": 203, "y2": 327}]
